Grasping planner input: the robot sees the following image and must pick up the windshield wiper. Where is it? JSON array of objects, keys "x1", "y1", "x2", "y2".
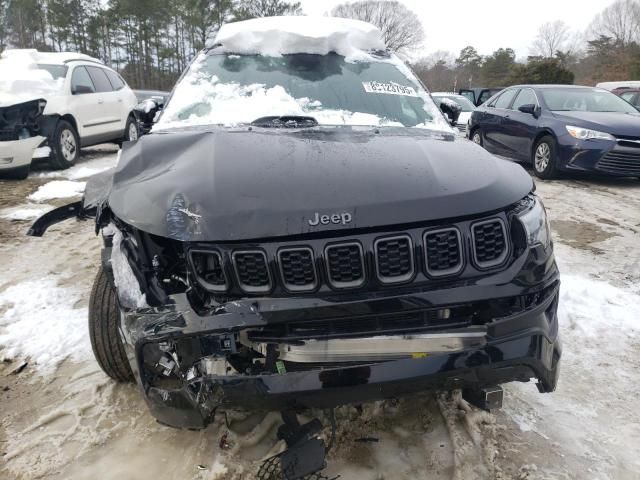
[{"x1": 250, "y1": 115, "x2": 319, "y2": 128}]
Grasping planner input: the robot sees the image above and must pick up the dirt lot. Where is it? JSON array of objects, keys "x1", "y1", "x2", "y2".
[{"x1": 1, "y1": 147, "x2": 639, "y2": 480}]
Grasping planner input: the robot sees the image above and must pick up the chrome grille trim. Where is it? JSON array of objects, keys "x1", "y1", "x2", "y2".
[
  {"x1": 324, "y1": 241, "x2": 366, "y2": 289},
  {"x1": 374, "y1": 234, "x2": 415, "y2": 284},
  {"x1": 423, "y1": 227, "x2": 464, "y2": 277},
  {"x1": 231, "y1": 250, "x2": 272, "y2": 293},
  {"x1": 277, "y1": 247, "x2": 318, "y2": 292},
  {"x1": 188, "y1": 249, "x2": 228, "y2": 292},
  {"x1": 471, "y1": 218, "x2": 509, "y2": 269}
]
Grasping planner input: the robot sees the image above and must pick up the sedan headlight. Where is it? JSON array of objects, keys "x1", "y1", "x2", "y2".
[
  {"x1": 565, "y1": 125, "x2": 615, "y2": 141},
  {"x1": 518, "y1": 196, "x2": 551, "y2": 249}
]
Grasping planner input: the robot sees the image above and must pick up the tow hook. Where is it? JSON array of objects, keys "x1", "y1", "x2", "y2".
[
  {"x1": 462, "y1": 386, "x2": 504, "y2": 411},
  {"x1": 256, "y1": 410, "x2": 336, "y2": 480}
]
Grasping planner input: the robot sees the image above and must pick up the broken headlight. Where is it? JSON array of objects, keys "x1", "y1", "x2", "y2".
[{"x1": 517, "y1": 196, "x2": 551, "y2": 249}]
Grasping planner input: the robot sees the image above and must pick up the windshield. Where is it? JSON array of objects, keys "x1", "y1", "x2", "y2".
[
  {"x1": 541, "y1": 88, "x2": 638, "y2": 113},
  {"x1": 433, "y1": 95, "x2": 475, "y2": 112},
  {"x1": 156, "y1": 52, "x2": 450, "y2": 131},
  {"x1": 37, "y1": 64, "x2": 68, "y2": 79}
]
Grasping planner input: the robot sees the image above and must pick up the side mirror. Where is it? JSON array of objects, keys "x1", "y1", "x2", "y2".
[
  {"x1": 439, "y1": 101, "x2": 462, "y2": 125},
  {"x1": 518, "y1": 104, "x2": 537, "y2": 115},
  {"x1": 72, "y1": 85, "x2": 94, "y2": 95},
  {"x1": 134, "y1": 98, "x2": 165, "y2": 134}
]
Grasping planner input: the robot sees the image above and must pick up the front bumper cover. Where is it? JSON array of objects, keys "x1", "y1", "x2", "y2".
[{"x1": 121, "y1": 258, "x2": 561, "y2": 429}]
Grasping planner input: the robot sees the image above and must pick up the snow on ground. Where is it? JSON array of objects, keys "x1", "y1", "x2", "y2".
[
  {"x1": 0, "y1": 277, "x2": 91, "y2": 373},
  {"x1": 214, "y1": 16, "x2": 385, "y2": 59},
  {"x1": 28, "y1": 180, "x2": 86, "y2": 202},
  {"x1": 34, "y1": 149, "x2": 119, "y2": 180},
  {"x1": 0, "y1": 202, "x2": 53, "y2": 220}
]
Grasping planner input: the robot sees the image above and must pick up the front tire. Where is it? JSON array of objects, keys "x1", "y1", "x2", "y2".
[
  {"x1": 89, "y1": 267, "x2": 134, "y2": 382},
  {"x1": 532, "y1": 136, "x2": 559, "y2": 179},
  {"x1": 50, "y1": 120, "x2": 80, "y2": 170},
  {"x1": 471, "y1": 128, "x2": 483, "y2": 146},
  {"x1": 124, "y1": 116, "x2": 139, "y2": 142}
]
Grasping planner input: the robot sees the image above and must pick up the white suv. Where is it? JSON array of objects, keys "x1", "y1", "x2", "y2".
[{"x1": 0, "y1": 50, "x2": 139, "y2": 179}]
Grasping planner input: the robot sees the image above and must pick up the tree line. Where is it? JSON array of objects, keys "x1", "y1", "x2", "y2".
[
  {"x1": 409, "y1": 0, "x2": 640, "y2": 91},
  {"x1": 2, "y1": 0, "x2": 640, "y2": 92},
  {"x1": 0, "y1": 0, "x2": 301, "y2": 90}
]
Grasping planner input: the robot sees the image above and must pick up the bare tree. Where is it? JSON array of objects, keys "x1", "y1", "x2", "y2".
[
  {"x1": 331, "y1": 1, "x2": 424, "y2": 53},
  {"x1": 530, "y1": 20, "x2": 571, "y2": 57},
  {"x1": 588, "y1": 0, "x2": 640, "y2": 46},
  {"x1": 234, "y1": 0, "x2": 302, "y2": 21}
]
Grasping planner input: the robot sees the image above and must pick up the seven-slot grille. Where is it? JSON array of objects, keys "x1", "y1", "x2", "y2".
[
  {"x1": 325, "y1": 242, "x2": 365, "y2": 288},
  {"x1": 278, "y1": 247, "x2": 318, "y2": 291},
  {"x1": 232, "y1": 251, "x2": 271, "y2": 293},
  {"x1": 471, "y1": 219, "x2": 508, "y2": 268},
  {"x1": 191, "y1": 216, "x2": 511, "y2": 294},
  {"x1": 424, "y1": 228, "x2": 463, "y2": 276},
  {"x1": 374, "y1": 235, "x2": 414, "y2": 283}
]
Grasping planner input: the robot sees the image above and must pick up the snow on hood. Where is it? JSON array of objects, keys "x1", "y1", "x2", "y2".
[
  {"x1": 213, "y1": 16, "x2": 385, "y2": 61},
  {"x1": 0, "y1": 50, "x2": 63, "y2": 106}
]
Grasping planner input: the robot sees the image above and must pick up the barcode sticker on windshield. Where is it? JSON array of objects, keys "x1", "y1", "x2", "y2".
[{"x1": 362, "y1": 81, "x2": 419, "y2": 97}]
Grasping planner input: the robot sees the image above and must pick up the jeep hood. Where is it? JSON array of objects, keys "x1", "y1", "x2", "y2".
[{"x1": 88, "y1": 128, "x2": 532, "y2": 241}]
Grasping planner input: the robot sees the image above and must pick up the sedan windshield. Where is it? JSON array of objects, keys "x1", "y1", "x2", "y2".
[
  {"x1": 541, "y1": 88, "x2": 638, "y2": 113},
  {"x1": 156, "y1": 52, "x2": 449, "y2": 131}
]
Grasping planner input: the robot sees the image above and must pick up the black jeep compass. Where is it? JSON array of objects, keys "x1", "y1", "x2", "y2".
[{"x1": 30, "y1": 17, "x2": 560, "y2": 458}]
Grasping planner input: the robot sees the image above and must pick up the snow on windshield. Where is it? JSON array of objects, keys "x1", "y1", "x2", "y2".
[
  {"x1": 155, "y1": 53, "x2": 451, "y2": 132},
  {"x1": 0, "y1": 50, "x2": 65, "y2": 106},
  {"x1": 213, "y1": 16, "x2": 385, "y2": 62}
]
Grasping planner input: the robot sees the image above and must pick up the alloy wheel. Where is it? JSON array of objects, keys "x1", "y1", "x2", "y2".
[
  {"x1": 472, "y1": 132, "x2": 482, "y2": 145},
  {"x1": 128, "y1": 122, "x2": 139, "y2": 141},
  {"x1": 534, "y1": 143, "x2": 551, "y2": 172},
  {"x1": 60, "y1": 129, "x2": 77, "y2": 162}
]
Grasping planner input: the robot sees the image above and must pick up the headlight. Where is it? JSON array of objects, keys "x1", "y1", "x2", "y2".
[
  {"x1": 565, "y1": 125, "x2": 614, "y2": 141},
  {"x1": 518, "y1": 196, "x2": 551, "y2": 249}
]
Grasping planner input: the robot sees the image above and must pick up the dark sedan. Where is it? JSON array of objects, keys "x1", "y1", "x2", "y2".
[{"x1": 468, "y1": 85, "x2": 640, "y2": 179}]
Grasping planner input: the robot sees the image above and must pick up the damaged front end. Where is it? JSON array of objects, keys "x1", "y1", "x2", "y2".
[
  {"x1": 28, "y1": 132, "x2": 561, "y2": 433},
  {"x1": 0, "y1": 99, "x2": 54, "y2": 175}
]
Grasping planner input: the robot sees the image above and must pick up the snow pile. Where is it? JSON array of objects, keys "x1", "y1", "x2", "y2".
[
  {"x1": 110, "y1": 228, "x2": 148, "y2": 309},
  {"x1": 0, "y1": 278, "x2": 92, "y2": 372},
  {"x1": 214, "y1": 16, "x2": 385, "y2": 60},
  {"x1": 0, "y1": 49, "x2": 66, "y2": 106},
  {"x1": 28, "y1": 180, "x2": 86, "y2": 202},
  {"x1": 155, "y1": 71, "x2": 403, "y2": 130},
  {"x1": 36, "y1": 151, "x2": 119, "y2": 180},
  {"x1": 0, "y1": 203, "x2": 53, "y2": 221}
]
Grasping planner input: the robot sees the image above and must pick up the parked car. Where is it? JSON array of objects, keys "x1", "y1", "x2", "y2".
[
  {"x1": 432, "y1": 92, "x2": 476, "y2": 135},
  {"x1": 596, "y1": 80, "x2": 640, "y2": 91},
  {"x1": 468, "y1": 84, "x2": 640, "y2": 179},
  {"x1": 132, "y1": 90, "x2": 169, "y2": 135},
  {"x1": 0, "y1": 49, "x2": 138, "y2": 179},
  {"x1": 29, "y1": 17, "x2": 560, "y2": 477},
  {"x1": 459, "y1": 87, "x2": 504, "y2": 106},
  {"x1": 613, "y1": 88, "x2": 640, "y2": 109}
]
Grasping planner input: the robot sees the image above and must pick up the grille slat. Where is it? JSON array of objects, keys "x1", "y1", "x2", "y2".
[
  {"x1": 278, "y1": 248, "x2": 317, "y2": 291},
  {"x1": 375, "y1": 235, "x2": 414, "y2": 283},
  {"x1": 232, "y1": 250, "x2": 271, "y2": 293},
  {"x1": 472, "y1": 219, "x2": 508, "y2": 268},
  {"x1": 325, "y1": 242, "x2": 365, "y2": 288},
  {"x1": 189, "y1": 250, "x2": 227, "y2": 291},
  {"x1": 424, "y1": 228, "x2": 463, "y2": 276},
  {"x1": 597, "y1": 152, "x2": 640, "y2": 175}
]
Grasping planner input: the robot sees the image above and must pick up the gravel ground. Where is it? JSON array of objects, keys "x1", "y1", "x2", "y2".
[{"x1": 0, "y1": 147, "x2": 639, "y2": 480}]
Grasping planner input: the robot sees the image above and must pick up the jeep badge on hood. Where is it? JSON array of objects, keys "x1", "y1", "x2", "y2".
[{"x1": 308, "y1": 211, "x2": 353, "y2": 226}]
